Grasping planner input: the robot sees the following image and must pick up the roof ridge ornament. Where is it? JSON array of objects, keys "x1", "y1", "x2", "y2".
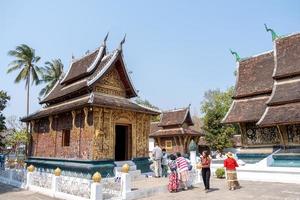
[
  {"x1": 230, "y1": 49, "x2": 241, "y2": 62},
  {"x1": 88, "y1": 92, "x2": 94, "y2": 103},
  {"x1": 103, "y1": 32, "x2": 109, "y2": 46},
  {"x1": 264, "y1": 24, "x2": 280, "y2": 41},
  {"x1": 118, "y1": 34, "x2": 126, "y2": 50}
]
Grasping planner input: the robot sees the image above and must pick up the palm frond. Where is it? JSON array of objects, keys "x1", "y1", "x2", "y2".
[
  {"x1": 14, "y1": 67, "x2": 29, "y2": 83},
  {"x1": 39, "y1": 58, "x2": 64, "y2": 96}
]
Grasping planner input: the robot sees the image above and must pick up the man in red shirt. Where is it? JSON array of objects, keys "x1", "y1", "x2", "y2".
[{"x1": 224, "y1": 152, "x2": 240, "y2": 190}]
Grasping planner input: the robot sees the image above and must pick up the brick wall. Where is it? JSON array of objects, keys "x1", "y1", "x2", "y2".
[{"x1": 32, "y1": 110, "x2": 94, "y2": 160}]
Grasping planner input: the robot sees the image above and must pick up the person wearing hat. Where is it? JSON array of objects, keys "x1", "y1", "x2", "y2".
[{"x1": 224, "y1": 152, "x2": 240, "y2": 190}]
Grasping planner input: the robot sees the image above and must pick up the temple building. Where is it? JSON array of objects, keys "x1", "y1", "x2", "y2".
[
  {"x1": 257, "y1": 33, "x2": 300, "y2": 146},
  {"x1": 222, "y1": 51, "x2": 281, "y2": 148},
  {"x1": 150, "y1": 107, "x2": 203, "y2": 153},
  {"x1": 223, "y1": 32, "x2": 300, "y2": 149},
  {"x1": 21, "y1": 35, "x2": 159, "y2": 176}
]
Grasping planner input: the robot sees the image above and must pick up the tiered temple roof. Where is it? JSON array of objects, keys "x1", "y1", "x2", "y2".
[
  {"x1": 150, "y1": 107, "x2": 202, "y2": 137},
  {"x1": 258, "y1": 33, "x2": 300, "y2": 126},
  {"x1": 222, "y1": 51, "x2": 275, "y2": 124},
  {"x1": 224, "y1": 32, "x2": 300, "y2": 128},
  {"x1": 22, "y1": 36, "x2": 159, "y2": 121}
]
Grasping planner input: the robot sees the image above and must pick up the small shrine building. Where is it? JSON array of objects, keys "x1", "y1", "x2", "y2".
[
  {"x1": 21, "y1": 36, "x2": 159, "y2": 176},
  {"x1": 149, "y1": 107, "x2": 203, "y2": 154}
]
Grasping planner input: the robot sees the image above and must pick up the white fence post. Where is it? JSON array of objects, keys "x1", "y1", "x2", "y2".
[
  {"x1": 91, "y1": 182, "x2": 103, "y2": 200},
  {"x1": 52, "y1": 176, "x2": 59, "y2": 197},
  {"x1": 9, "y1": 169, "x2": 13, "y2": 185},
  {"x1": 26, "y1": 171, "x2": 33, "y2": 189},
  {"x1": 197, "y1": 169, "x2": 202, "y2": 183},
  {"x1": 121, "y1": 172, "x2": 131, "y2": 199}
]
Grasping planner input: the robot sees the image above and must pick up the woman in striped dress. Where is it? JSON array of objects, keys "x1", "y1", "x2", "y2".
[{"x1": 176, "y1": 152, "x2": 189, "y2": 190}]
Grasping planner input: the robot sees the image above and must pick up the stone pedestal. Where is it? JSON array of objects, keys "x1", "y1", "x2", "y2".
[
  {"x1": 190, "y1": 151, "x2": 197, "y2": 165},
  {"x1": 51, "y1": 176, "x2": 59, "y2": 196},
  {"x1": 121, "y1": 172, "x2": 131, "y2": 199},
  {"x1": 91, "y1": 182, "x2": 103, "y2": 200},
  {"x1": 26, "y1": 172, "x2": 33, "y2": 189}
]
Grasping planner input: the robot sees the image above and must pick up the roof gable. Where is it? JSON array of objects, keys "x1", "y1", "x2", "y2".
[
  {"x1": 158, "y1": 107, "x2": 194, "y2": 127},
  {"x1": 40, "y1": 46, "x2": 137, "y2": 104}
]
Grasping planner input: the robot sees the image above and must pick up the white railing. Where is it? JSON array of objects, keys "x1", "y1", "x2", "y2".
[
  {"x1": 0, "y1": 167, "x2": 135, "y2": 200},
  {"x1": 0, "y1": 168, "x2": 26, "y2": 188}
]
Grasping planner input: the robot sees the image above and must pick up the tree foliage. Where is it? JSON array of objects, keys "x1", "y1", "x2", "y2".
[
  {"x1": 135, "y1": 97, "x2": 160, "y2": 122},
  {"x1": 0, "y1": 91, "x2": 10, "y2": 151},
  {"x1": 7, "y1": 44, "x2": 41, "y2": 116},
  {"x1": 7, "y1": 44, "x2": 41, "y2": 86},
  {"x1": 39, "y1": 59, "x2": 64, "y2": 96},
  {"x1": 200, "y1": 87, "x2": 238, "y2": 152},
  {"x1": 0, "y1": 91, "x2": 10, "y2": 132}
]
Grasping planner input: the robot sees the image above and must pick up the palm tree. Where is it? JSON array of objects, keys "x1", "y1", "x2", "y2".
[
  {"x1": 39, "y1": 59, "x2": 64, "y2": 96},
  {"x1": 7, "y1": 44, "x2": 41, "y2": 116}
]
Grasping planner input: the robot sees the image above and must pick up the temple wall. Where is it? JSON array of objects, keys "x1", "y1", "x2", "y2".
[
  {"x1": 153, "y1": 136, "x2": 198, "y2": 154},
  {"x1": 31, "y1": 109, "x2": 94, "y2": 160},
  {"x1": 239, "y1": 122, "x2": 281, "y2": 147},
  {"x1": 277, "y1": 125, "x2": 300, "y2": 146},
  {"x1": 31, "y1": 106, "x2": 152, "y2": 160},
  {"x1": 92, "y1": 107, "x2": 151, "y2": 160}
]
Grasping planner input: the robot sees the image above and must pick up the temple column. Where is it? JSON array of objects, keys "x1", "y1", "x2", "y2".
[
  {"x1": 157, "y1": 137, "x2": 162, "y2": 147},
  {"x1": 178, "y1": 136, "x2": 183, "y2": 152},
  {"x1": 49, "y1": 116, "x2": 55, "y2": 157},
  {"x1": 30, "y1": 120, "x2": 35, "y2": 156},
  {"x1": 83, "y1": 107, "x2": 89, "y2": 128},
  {"x1": 238, "y1": 123, "x2": 247, "y2": 147},
  {"x1": 71, "y1": 111, "x2": 76, "y2": 131},
  {"x1": 277, "y1": 125, "x2": 288, "y2": 148},
  {"x1": 173, "y1": 136, "x2": 178, "y2": 152}
]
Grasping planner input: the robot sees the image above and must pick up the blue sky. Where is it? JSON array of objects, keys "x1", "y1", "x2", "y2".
[{"x1": 0, "y1": 0, "x2": 299, "y2": 119}]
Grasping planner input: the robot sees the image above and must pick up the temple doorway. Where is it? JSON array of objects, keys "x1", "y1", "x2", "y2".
[{"x1": 115, "y1": 124, "x2": 131, "y2": 161}]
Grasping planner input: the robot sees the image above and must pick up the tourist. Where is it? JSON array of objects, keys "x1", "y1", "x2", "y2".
[
  {"x1": 168, "y1": 154, "x2": 179, "y2": 192},
  {"x1": 224, "y1": 152, "x2": 240, "y2": 190},
  {"x1": 200, "y1": 150, "x2": 211, "y2": 191},
  {"x1": 176, "y1": 152, "x2": 189, "y2": 190},
  {"x1": 152, "y1": 142, "x2": 162, "y2": 177},
  {"x1": 161, "y1": 148, "x2": 168, "y2": 177}
]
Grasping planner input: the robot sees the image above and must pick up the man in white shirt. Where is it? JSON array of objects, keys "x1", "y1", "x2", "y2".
[{"x1": 152, "y1": 142, "x2": 162, "y2": 177}]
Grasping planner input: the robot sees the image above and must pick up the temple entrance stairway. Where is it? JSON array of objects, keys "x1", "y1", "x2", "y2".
[{"x1": 114, "y1": 161, "x2": 146, "y2": 180}]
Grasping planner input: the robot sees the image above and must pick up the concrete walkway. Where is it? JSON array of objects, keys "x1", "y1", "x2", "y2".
[
  {"x1": 0, "y1": 178, "x2": 300, "y2": 200},
  {"x1": 141, "y1": 178, "x2": 300, "y2": 200},
  {"x1": 0, "y1": 183, "x2": 58, "y2": 200}
]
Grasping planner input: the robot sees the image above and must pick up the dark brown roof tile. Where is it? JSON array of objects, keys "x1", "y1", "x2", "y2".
[
  {"x1": 234, "y1": 51, "x2": 274, "y2": 98},
  {"x1": 257, "y1": 101, "x2": 300, "y2": 127},
  {"x1": 158, "y1": 108, "x2": 193, "y2": 127},
  {"x1": 273, "y1": 33, "x2": 300, "y2": 79},
  {"x1": 222, "y1": 95, "x2": 269, "y2": 124},
  {"x1": 267, "y1": 77, "x2": 300, "y2": 106}
]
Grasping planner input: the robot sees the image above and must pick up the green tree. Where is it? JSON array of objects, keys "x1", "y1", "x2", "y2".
[
  {"x1": 0, "y1": 91, "x2": 10, "y2": 132},
  {"x1": 0, "y1": 91, "x2": 10, "y2": 151},
  {"x1": 135, "y1": 97, "x2": 160, "y2": 121},
  {"x1": 200, "y1": 87, "x2": 238, "y2": 152},
  {"x1": 7, "y1": 44, "x2": 41, "y2": 116},
  {"x1": 6, "y1": 129, "x2": 28, "y2": 159},
  {"x1": 39, "y1": 59, "x2": 64, "y2": 96}
]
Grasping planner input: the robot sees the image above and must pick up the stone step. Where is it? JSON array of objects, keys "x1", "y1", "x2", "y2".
[
  {"x1": 114, "y1": 161, "x2": 135, "y2": 167},
  {"x1": 114, "y1": 165, "x2": 137, "y2": 171}
]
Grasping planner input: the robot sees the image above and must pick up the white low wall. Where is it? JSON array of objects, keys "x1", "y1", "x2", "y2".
[{"x1": 211, "y1": 164, "x2": 300, "y2": 184}]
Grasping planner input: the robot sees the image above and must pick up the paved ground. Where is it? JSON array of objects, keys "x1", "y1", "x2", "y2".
[
  {"x1": 141, "y1": 178, "x2": 300, "y2": 200},
  {"x1": 0, "y1": 183, "x2": 58, "y2": 200},
  {"x1": 0, "y1": 178, "x2": 300, "y2": 200}
]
